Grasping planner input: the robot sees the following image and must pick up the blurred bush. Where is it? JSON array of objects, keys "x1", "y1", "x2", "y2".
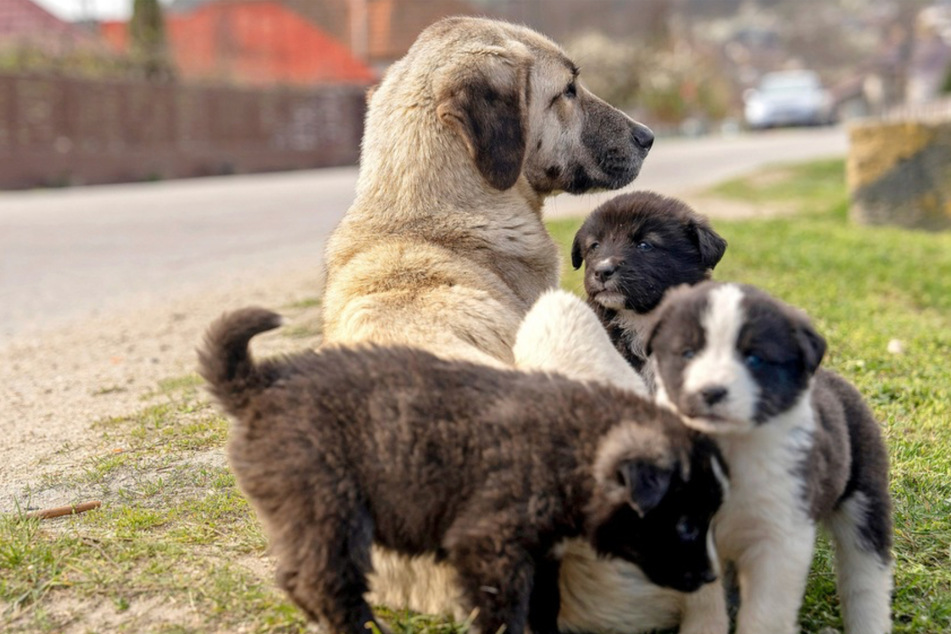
[{"x1": 566, "y1": 30, "x2": 734, "y2": 128}]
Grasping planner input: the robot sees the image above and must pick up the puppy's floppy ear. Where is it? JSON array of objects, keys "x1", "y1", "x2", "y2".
[
  {"x1": 571, "y1": 228, "x2": 585, "y2": 270},
  {"x1": 691, "y1": 219, "x2": 728, "y2": 270},
  {"x1": 436, "y1": 49, "x2": 530, "y2": 191},
  {"x1": 617, "y1": 459, "x2": 673, "y2": 518},
  {"x1": 795, "y1": 320, "x2": 826, "y2": 375},
  {"x1": 643, "y1": 283, "x2": 689, "y2": 357}
]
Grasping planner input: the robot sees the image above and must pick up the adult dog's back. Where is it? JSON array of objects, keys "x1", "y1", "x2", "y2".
[{"x1": 321, "y1": 16, "x2": 653, "y2": 366}]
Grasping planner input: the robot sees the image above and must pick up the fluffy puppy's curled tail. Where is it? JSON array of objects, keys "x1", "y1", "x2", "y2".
[{"x1": 198, "y1": 307, "x2": 282, "y2": 416}]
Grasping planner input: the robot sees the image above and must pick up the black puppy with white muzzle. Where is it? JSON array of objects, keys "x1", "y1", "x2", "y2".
[{"x1": 571, "y1": 191, "x2": 727, "y2": 389}]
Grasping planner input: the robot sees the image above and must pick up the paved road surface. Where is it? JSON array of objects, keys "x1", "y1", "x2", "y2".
[{"x1": 0, "y1": 126, "x2": 847, "y2": 342}]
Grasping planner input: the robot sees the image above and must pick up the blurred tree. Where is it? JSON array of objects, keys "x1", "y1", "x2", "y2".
[{"x1": 130, "y1": 0, "x2": 174, "y2": 79}]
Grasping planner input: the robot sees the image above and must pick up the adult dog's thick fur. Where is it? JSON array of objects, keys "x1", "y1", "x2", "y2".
[
  {"x1": 200, "y1": 307, "x2": 726, "y2": 634},
  {"x1": 513, "y1": 290, "x2": 649, "y2": 397},
  {"x1": 321, "y1": 16, "x2": 653, "y2": 367},
  {"x1": 320, "y1": 16, "x2": 655, "y2": 624}
]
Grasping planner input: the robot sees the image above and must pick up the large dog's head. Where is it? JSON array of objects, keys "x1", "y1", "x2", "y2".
[
  {"x1": 586, "y1": 421, "x2": 727, "y2": 593},
  {"x1": 365, "y1": 17, "x2": 653, "y2": 194},
  {"x1": 647, "y1": 282, "x2": 826, "y2": 435},
  {"x1": 572, "y1": 192, "x2": 727, "y2": 314}
]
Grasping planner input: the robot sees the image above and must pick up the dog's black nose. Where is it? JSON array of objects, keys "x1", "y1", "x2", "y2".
[
  {"x1": 701, "y1": 386, "x2": 728, "y2": 406},
  {"x1": 631, "y1": 124, "x2": 654, "y2": 151},
  {"x1": 594, "y1": 260, "x2": 618, "y2": 283}
]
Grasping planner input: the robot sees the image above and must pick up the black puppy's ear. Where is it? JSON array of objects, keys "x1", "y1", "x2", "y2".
[
  {"x1": 436, "y1": 52, "x2": 529, "y2": 191},
  {"x1": 617, "y1": 460, "x2": 673, "y2": 518},
  {"x1": 692, "y1": 221, "x2": 728, "y2": 270},
  {"x1": 795, "y1": 321, "x2": 826, "y2": 375},
  {"x1": 571, "y1": 229, "x2": 585, "y2": 270}
]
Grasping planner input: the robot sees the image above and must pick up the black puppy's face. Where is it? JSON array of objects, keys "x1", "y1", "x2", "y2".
[
  {"x1": 571, "y1": 192, "x2": 727, "y2": 314},
  {"x1": 587, "y1": 428, "x2": 727, "y2": 593}
]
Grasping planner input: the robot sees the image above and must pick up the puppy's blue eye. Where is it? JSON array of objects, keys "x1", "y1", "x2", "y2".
[
  {"x1": 676, "y1": 517, "x2": 700, "y2": 542},
  {"x1": 682, "y1": 349, "x2": 695, "y2": 360},
  {"x1": 745, "y1": 354, "x2": 762, "y2": 369},
  {"x1": 637, "y1": 241, "x2": 653, "y2": 251}
]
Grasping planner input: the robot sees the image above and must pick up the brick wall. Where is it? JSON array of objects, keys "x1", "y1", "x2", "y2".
[{"x1": 0, "y1": 74, "x2": 366, "y2": 189}]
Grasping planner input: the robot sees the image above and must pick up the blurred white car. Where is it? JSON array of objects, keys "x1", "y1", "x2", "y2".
[{"x1": 743, "y1": 70, "x2": 834, "y2": 129}]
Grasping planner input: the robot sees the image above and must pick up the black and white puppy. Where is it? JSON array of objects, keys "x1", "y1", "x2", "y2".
[
  {"x1": 647, "y1": 281, "x2": 893, "y2": 634},
  {"x1": 571, "y1": 191, "x2": 727, "y2": 389}
]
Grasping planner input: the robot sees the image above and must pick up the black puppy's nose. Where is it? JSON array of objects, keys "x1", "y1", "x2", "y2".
[
  {"x1": 594, "y1": 260, "x2": 618, "y2": 283},
  {"x1": 701, "y1": 386, "x2": 728, "y2": 406},
  {"x1": 631, "y1": 124, "x2": 654, "y2": 151}
]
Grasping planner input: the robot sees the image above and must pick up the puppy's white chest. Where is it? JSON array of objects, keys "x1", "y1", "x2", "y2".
[{"x1": 714, "y1": 414, "x2": 816, "y2": 560}]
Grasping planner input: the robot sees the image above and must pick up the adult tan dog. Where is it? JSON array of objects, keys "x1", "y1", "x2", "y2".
[
  {"x1": 320, "y1": 15, "x2": 654, "y2": 631},
  {"x1": 321, "y1": 16, "x2": 653, "y2": 368}
]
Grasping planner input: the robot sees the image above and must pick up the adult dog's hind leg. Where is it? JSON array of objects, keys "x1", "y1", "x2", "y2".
[{"x1": 827, "y1": 493, "x2": 893, "y2": 634}]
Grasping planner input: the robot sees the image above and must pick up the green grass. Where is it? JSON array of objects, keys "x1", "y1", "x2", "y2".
[
  {"x1": 550, "y1": 158, "x2": 951, "y2": 633},
  {"x1": 4, "y1": 159, "x2": 949, "y2": 632}
]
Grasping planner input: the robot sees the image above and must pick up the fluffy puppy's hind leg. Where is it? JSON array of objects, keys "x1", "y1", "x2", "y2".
[
  {"x1": 827, "y1": 492, "x2": 893, "y2": 634},
  {"x1": 266, "y1": 476, "x2": 379, "y2": 634},
  {"x1": 514, "y1": 289, "x2": 648, "y2": 396}
]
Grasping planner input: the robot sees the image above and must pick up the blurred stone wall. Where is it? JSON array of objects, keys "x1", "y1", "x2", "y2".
[
  {"x1": 0, "y1": 74, "x2": 367, "y2": 189},
  {"x1": 847, "y1": 117, "x2": 951, "y2": 231}
]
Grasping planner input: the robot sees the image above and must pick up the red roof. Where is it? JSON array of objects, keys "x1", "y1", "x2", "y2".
[
  {"x1": 101, "y1": 0, "x2": 375, "y2": 86},
  {"x1": 0, "y1": 0, "x2": 98, "y2": 49}
]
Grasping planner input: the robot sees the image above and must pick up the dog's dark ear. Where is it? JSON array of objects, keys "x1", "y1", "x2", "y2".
[
  {"x1": 692, "y1": 220, "x2": 728, "y2": 270},
  {"x1": 571, "y1": 228, "x2": 585, "y2": 270},
  {"x1": 436, "y1": 53, "x2": 529, "y2": 191},
  {"x1": 617, "y1": 460, "x2": 673, "y2": 518},
  {"x1": 795, "y1": 320, "x2": 826, "y2": 375},
  {"x1": 644, "y1": 313, "x2": 663, "y2": 358},
  {"x1": 643, "y1": 283, "x2": 690, "y2": 357}
]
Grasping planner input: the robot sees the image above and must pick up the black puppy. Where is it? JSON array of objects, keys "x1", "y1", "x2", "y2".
[
  {"x1": 572, "y1": 191, "x2": 727, "y2": 388},
  {"x1": 200, "y1": 307, "x2": 727, "y2": 634}
]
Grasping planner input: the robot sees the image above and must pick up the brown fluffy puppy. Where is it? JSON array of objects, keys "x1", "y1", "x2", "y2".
[{"x1": 199, "y1": 308, "x2": 727, "y2": 634}]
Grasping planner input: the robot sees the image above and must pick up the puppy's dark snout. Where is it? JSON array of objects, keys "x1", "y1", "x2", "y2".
[
  {"x1": 631, "y1": 124, "x2": 655, "y2": 151},
  {"x1": 701, "y1": 386, "x2": 728, "y2": 406},
  {"x1": 594, "y1": 259, "x2": 621, "y2": 283}
]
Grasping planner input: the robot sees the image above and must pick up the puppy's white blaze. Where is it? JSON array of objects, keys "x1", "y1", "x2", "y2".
[
  {"x1": 514, "y1": 290, "x2": 649, "y2": 396},
  {"x1": 827, "y1": 493, "x2": 894, "y2": 634},
  {"x1": 683, "y1": 284, "x2": 759, "y2": 431}
]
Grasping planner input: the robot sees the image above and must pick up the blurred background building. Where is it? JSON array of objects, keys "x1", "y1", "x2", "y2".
[{"x1": 2, "y1": 0, "x2": 950, "y2": 188}]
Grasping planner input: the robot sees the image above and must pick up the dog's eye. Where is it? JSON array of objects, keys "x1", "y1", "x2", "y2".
[
  {"x1": 676, "y1": 517, "x2": 700, "y2": 542},
  {"x1": 745, "y1": 354, "x2": 763, "y2": 369},
  {"x1": 589, "y1": 242, "x2": 600, "y2": 252},
  {"x1": 637, "y1": 241, "x2": 654, "y2": 252},
  {"x1": 564, "y1": 82, "x2": 577, "y2": 99},
  {"x1": 682, "y1": 348, "x2": 696, "y2": 360}
]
